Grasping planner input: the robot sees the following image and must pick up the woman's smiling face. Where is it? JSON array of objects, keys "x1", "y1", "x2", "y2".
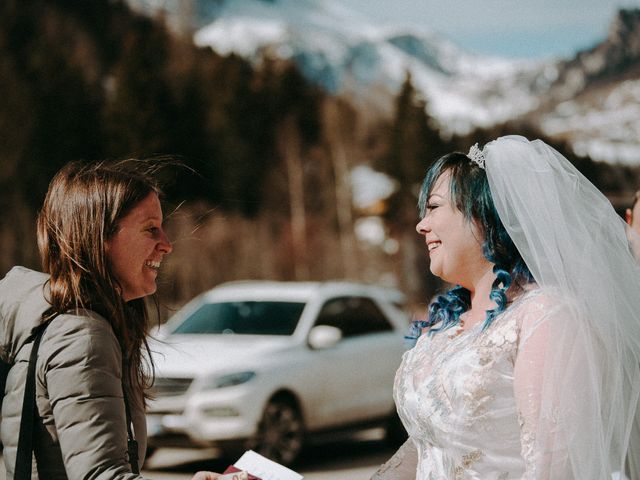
[
  {"x1": 106, "y1": 192, "x2": 172, "y2": 302},
  {"x1": 415, "y1": 171, "x2": 488, "y2": 288}
]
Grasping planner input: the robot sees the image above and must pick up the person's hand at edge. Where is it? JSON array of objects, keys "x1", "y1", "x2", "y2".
[{"x1": 191, "y1": 471, "x2": 221, "y2": 480}]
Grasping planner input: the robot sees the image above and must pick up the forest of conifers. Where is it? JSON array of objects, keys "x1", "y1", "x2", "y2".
[{"x1": 2, "y1": 0, "x2": 638, "y2": 314}]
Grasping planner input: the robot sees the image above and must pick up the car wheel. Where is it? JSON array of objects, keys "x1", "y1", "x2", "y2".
[
  {"x1": 144, "y1": 445, "x2": 156, "y2": 458},
  {"x1": 144, "y1": 446, "x2": 156, "y2": 463},
  {"x1": 248, "y1": 397, "x2": 304, "y2": 466},
  {"x1": 385, "y1": 411, "x2": 407, "y2": 446}
]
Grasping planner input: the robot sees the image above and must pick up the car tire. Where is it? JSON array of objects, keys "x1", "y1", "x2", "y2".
[
  {"x1": 144, "y1": 446, "x2": 156, "y2": 463},
  {"x1": 385, "y1": 411, "x2": 407, "y2": 446},
  {"x1": 247, "y1": 397, "x2": 305, "y2": 466}
]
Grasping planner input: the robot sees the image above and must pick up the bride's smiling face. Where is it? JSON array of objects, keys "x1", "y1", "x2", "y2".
[{"x1": 415, "y1": 171, "x2": 488, "y2": 287}]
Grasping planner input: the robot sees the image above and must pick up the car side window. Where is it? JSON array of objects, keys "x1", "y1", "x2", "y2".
[{"x1": 315, "y1": 296, "x2": 392, "y2": 338}]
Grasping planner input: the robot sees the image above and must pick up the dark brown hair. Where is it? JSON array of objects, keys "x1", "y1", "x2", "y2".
[{"x1": 37, "y1": 159, "x2": 161, "y2": 399}]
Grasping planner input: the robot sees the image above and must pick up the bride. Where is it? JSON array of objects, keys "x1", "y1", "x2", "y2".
[{"x1": 371, "y1": 136, "x2": 640, "y2": 479}]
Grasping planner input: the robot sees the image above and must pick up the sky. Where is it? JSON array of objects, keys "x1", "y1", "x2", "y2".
[{"x1": 343, "y1": 0, "x2": 640, "y2": 59}]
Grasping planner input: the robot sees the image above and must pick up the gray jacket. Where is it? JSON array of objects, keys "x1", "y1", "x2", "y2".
[{"x1": 0, "y1": 266, "x2": 148, "y2": 479}]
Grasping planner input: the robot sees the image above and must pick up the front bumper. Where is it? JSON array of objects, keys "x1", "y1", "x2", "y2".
[{"x1": 146, "y1": 384, "x2": 266, "y2": 447}]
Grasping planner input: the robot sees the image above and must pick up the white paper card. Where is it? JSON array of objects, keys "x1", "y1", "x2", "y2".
[{"x1": 234, "y1": 450, "x2": 303, "y2": 480}]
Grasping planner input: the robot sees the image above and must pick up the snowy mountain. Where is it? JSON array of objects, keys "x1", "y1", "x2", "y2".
[
  {"x1": 534, "y1": 9, "x2": 640, "y2": 165},
  {"x1": 128, "y1": 1, "x2": 640, "y2": 164},
  {"x1": 188, "y1": 0, "x2": 550, "y2": 135}
]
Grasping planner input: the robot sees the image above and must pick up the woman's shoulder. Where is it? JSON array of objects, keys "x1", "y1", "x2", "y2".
[
  {"x1": 507, "y1": 285, "x2": 577, "y2": 335},
  {"x1": 45, "y1": 308, "x2": 117, "y2": 338},
  {"x1": 510, "y1": 284, "x2": 572, "y2": 312},
  {"x1": 39, "y1": 309, "x2": 121, "y2": 369}
]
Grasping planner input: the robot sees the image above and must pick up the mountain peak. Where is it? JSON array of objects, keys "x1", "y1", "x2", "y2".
[
  {"x1": 191, "y1": 0, "x2": 545, "y2": 134},
  {"x1": 555, "y1": 7, "x2": 640, "y2": 92},
  {"x1": 606, "y1": 8, "x2": 640, "y2": 63},
  {"x1": 128, "y1": 1, "x2": 640, "y2": 164},
  {"x1": 537, "y1": 8, "x2": 640, "y2": 164}
]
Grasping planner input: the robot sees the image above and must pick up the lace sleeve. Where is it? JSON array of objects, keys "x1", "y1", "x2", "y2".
[
  {"x1": 513, "y1": 304, "x2": 557, "y2": 479},
  {"x1": 369, "y1": 438, "x2": 418, "y2": 480},
  {"x1": 513, "y1": 295, "x2": 584, "y2": 479}
]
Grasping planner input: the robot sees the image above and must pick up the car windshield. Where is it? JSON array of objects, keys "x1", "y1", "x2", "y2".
[{"x1": 172, "y1": 301, "x2": 306, "y2": 335}]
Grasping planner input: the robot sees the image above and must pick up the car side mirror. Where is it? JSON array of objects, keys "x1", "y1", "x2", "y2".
[{"x1": 308, "y1": 325, "x2": 342, "y2": 350}]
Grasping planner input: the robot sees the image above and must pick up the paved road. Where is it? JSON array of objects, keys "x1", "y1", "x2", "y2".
[
  {"x1": 143, "y1": 429, "x2": 394, "y2": 479},
  {"x1": 0, "y1": 429, "x2": 397, "y2": 479}
]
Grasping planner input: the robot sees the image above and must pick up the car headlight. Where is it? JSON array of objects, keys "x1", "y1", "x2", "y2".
[{"x1": 201, "y1": 371, "x2": 256, "y2": 390}]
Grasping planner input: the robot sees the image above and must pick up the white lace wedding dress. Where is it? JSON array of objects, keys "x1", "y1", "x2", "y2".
[
  {"x1": 369, "y1": 136, "x2": 640, "y2": 479},
  {"x1": 372, "y1": 288, "x2": 567, "y2": 480}
]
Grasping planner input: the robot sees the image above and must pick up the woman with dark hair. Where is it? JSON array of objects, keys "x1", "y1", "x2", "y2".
[
  {"x1": 371, "y1": 136, "x2": 640, "y2": 479},
  {"x1": 0, "y1": 160, "x2": 219, "y2": 479}
]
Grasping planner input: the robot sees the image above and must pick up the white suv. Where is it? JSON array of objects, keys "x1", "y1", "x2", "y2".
[{"x1": 146, "y1": 281, "x2": 409, "y2": 465}]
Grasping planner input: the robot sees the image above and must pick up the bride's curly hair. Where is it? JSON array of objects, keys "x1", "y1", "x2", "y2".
[{"x1": 407, "y1": 152, "x2": 534, "y2": 343}]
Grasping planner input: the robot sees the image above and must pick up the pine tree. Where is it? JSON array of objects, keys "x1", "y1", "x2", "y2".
[
  {"x1": 104, "y1": 19, "x2": 175, "y2": 157},
  {"x1": 380, "y1": 71, "x2": 441, "y2": 216},
  {"x1": 378, "y1": 71, "x2": 444, "y2": 303}
]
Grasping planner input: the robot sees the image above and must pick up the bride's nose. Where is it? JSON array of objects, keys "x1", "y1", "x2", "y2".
[{"x1": 416, "y1": 216, "x2": 430, "y2": 235}]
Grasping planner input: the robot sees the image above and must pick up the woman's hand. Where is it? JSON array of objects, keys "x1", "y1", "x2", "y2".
[{"x1": 191, "y1": 472, "x2": 221, "y2": 480}]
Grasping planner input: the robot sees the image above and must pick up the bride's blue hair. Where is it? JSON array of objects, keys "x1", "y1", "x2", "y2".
[{"x1": 406, "y1": 152, "x2": 533, "y2": 344}]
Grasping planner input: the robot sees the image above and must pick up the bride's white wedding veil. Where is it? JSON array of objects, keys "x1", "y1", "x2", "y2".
[{"x1": 482, "y1": 135, "x2": 640, "y2": 479}]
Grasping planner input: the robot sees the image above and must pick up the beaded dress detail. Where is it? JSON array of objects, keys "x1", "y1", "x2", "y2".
[{"x1": 373, "y1": 288, "x2": 561, "y2": 480}]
